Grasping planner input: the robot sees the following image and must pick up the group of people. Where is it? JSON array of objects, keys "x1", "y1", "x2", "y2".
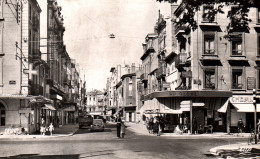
[
  {"x1": 146, "y1": 116, "x2": 165, "y2": 136},
  {"x1": 40, "y1": 118, "x2": 54, "y2": 136},
  {"x1": 116, "y1": 117, "x2": 127, "y2": 138}
]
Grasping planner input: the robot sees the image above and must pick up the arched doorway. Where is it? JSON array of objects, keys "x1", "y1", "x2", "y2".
[{"x1": 0, "y1": 103, "x2": 5, "y2": 126}]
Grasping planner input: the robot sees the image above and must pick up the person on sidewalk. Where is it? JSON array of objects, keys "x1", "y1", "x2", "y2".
[
  {"x1": 48, "y1": 123, "x2": 54, "y2": 136},
  {"x1": 237, "y1": 119, "x2": 244, "y2": 135},
  {"x1": 153, "y1": 117, "x2": 160, "y2": 136},
  {"x1": 192, "y1": 117, "x2": 198, "y2": 134},
  {"x1": 120, "y1": 120, "x2": 127, "y2": 138},
  {"x1": 40, "y1": 118, "x2": 46, "y2": 136},
  {"x1": 116, "y1": 117, "x2": 122, "y2": 138}
]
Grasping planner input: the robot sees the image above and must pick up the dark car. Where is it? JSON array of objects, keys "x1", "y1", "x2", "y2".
[{"x1": 90, "y1": 119, "x2": 105, "y2": 132}]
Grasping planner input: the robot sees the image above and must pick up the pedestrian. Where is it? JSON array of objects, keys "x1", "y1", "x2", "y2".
[
  {"x1": 116, "y1": 117, "x2": 121, "y2": 138},
  {"x1": 237, "y1": 118, "x2": 244, "y2": 135},
  {"x1": 159, "y1": 116, "x2": 165, "y2": 134},
  {"x1": 153, "y1": 117, "x2": 160, "y2": 136},
  {"x1": 148, "y1": 117, "x2": 154, "y2": 134},
  {"x1": 40, "y1": 118, "x2": 46, "y2": 136},
  {"x1": 48, "y1": 122, "x2": 54, "y2": 136},
  {"x1": 192, "y1": 117, "x2": 197, "y2": 134},
  {"x1": 120, "y1": 120, "x2": 127, "y2": 138}
]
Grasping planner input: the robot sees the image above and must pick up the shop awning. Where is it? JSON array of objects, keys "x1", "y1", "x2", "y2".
[
  {"x1": 217, "y1": 100, "x2": 229, "y2": 113},
  {"x1": 42, "y1": 104, "x2": 56, "y2": 110},
  {"x1": 232, "y1": 103, "x2": 260, "y2": 112}
]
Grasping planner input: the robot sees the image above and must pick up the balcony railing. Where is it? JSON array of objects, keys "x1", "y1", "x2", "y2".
[
  {"x1": 156, "y1": 66, "x2": 166, "y2": 78},
  {"x1": 232, "y1": 83, "x2": 243, "y2": 89},
  {"x1": 30, "y1": 84, "x2": 44, "y2": 96},
  {"x1": 175, "y1": 53, "x2": 187, "y2": 68},
  {"x1": 140, "y1": 73, "x2": 148, "y2": 81},
  {"x1": 204, "y1": 49, "x2": 215, "y2": 55},
  {"x1": 175, "y1": 24, "x2": 188, "y2": 35}
]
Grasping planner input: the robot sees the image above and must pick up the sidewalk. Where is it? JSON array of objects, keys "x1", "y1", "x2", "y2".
[
  {"x1": 0, "y1": 124, "x2": 79, "y2": 139},
  {"x1": 126, "y1": 122, "x2": 250, "y2": 138}
]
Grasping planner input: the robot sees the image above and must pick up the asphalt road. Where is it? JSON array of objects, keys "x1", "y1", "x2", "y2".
[{"x1": 0, "y1": 123, "x2": 248, "y2": 159}]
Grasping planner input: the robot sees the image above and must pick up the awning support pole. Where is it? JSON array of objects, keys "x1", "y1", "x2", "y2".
[
  {"x1": 190, "y1": 100, "x2": 192, "y2": 134},
  {"x1": 253, "y1": 89, "x2": 257, "y2": 144}
]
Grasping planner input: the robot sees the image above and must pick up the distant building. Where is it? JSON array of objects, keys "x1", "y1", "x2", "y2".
[{"x1": 85, "y1": 90, "x2": 106, "y2": 118}]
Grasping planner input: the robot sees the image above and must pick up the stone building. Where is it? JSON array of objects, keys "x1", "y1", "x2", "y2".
[{"x1": 0, "y1": 0, "x2": 54, "y2": 134}]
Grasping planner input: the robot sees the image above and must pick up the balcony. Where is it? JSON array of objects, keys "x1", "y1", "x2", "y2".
[
  {"x1": 175, "y1": 24, "x2": 188, "y2": 36},
  {"x1": 63, "y1": 78, "x2": 71, "y2": 86},
  {"x1": 140, "y1": 73, "x2": 148, "y2": 82},
  {"x1": 156, "y1": 66, "x2": 166, "y2": 78},
  {"x1": 175, "y1": 53, "x2": 187, "y2": 68},
  {"x1": 232, "y1": 83, "x2": 243, "y2": 90},
  {"x1": 30, "y1": 83, "x2": 44, "y2": 96}
]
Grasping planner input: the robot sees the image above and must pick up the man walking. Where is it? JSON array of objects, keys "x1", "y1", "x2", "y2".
[{"x1": 116, "y1": 117, "x2": 121, "y2": 138}]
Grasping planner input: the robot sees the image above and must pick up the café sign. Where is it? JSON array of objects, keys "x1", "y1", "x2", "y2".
[{"x1": 230, "y1": 96, "x2": 253, "y2": 104}]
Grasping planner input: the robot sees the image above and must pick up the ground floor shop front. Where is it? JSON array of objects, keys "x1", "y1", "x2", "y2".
[
  {"x1": 139, "y1": 90, "x2": 232, "y2": 133},
  {"x1": 139, "y1": 91, "x2": 260, "y2": 134}
]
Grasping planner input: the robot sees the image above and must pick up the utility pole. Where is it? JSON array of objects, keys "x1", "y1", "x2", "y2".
[{"x1": 253, "y1": 89, "x2": 257, "y2": 144}]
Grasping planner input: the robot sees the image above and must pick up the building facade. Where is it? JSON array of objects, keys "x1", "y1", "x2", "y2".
[
  {"x1": 85, "y1": 90, "x2": 106, "y2": 118},
  {"x1": 0, "y1": 0, "x2": 56, "y2": 134}
]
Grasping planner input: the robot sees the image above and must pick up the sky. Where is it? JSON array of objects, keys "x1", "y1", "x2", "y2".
[{"x1": 38, "y1": 0, "x2": 171, "y2": 91}]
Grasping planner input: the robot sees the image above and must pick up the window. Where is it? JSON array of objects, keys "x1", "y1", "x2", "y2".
[
  {"x1": 204, "y1": 33, "x2": 215, "y2": 55},
  {"x1": 204, "y1": 69, "x2": 215, "y2": 89},
  {"x1": 203, "y1": 5, "x2": 214, "y2": 22},
  {"x1": 232, "y1": 68, "x2": 243, "y2": 89},
  {"x1": 129, "y1": 83, "x2": 133, "y2": 96},
  {"x1": 231, "y1": 34, "x2": 243, "y2": 55}
]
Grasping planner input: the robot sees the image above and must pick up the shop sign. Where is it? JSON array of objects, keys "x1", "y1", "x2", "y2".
[
  {"x1": 9, "y1": 80, "x2": 16, "y2": 85},
  {"x1": 192, "y1": 103, "x2": 205, "y2": 107},
  {"x1": 230, "y1": 96, "x2": 253, "y2": 104}
]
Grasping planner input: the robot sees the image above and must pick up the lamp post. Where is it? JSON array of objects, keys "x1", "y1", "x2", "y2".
[{"x1": 253, "y1": 89, "x2": 257, "y2": 144}]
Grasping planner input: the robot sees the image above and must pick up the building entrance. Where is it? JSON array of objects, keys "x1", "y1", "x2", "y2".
[{"x1": 0, "y1": 103, "x2": 5, "y2": 126}]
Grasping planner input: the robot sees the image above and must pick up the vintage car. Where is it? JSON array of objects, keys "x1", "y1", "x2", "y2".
[{"x1": 90, "y1": 119, "x2": 105, "y2": 132}]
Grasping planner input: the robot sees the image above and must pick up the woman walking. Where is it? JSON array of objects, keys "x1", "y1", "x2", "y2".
[{"x1": 120, "y1": 120, "x2": 127, "y2": 138}]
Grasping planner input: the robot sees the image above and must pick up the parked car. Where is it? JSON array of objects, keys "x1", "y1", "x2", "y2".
[
  {"x1": 78, "y1": 111, "x2": 93, "y2": 129},
  {"x1": 91, "y1": 119, "x2": 105, "y2": 132}
]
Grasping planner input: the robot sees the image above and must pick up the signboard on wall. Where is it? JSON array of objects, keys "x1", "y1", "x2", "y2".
[
  {"x1": 230, "y1": 95, "x2": 253, "y2": 104},
  {"x1": 247, "y1": 77, "x2": 256, "y2": 90},
  {"x1": 9, "y1": 80, "x2": 16, "y2": 85}
]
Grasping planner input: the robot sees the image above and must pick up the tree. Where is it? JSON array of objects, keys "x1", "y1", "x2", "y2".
[{"x1": 157, "y1": 0, "x2": 260, "y2": 36}]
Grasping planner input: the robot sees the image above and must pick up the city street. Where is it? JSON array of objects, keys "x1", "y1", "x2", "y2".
[{"x1": 0, "y1": 123, "x2": 247, "y2": 159}]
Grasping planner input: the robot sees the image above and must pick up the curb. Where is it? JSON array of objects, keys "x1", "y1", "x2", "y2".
[
  {"x1": 0, "y1": 127, "x2": 79, "y2": 139},
  {"x1": 127, "y1": 124, "x2": 249, "y2": 138}
]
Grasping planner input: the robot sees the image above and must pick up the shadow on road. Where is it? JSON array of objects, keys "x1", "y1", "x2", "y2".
[{"x1": 0, "y1": 154, "x2": 80, "y2": 159}]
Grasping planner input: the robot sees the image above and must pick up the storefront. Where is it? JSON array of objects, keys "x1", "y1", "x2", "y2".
[
  {"x1": 142, "y1": 90, "x2": 232, "y2": 133},
  {"x1": 0, "y1": 95, "x2": 53, "y2": 134},
  {"x1": 225, "y1": 95, "x2": 260, "y2": 133}
]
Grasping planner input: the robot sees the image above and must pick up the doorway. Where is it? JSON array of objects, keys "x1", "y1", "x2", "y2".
[{"x1": 0, "y1": 103, "x2": 5, "y2": 126}]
